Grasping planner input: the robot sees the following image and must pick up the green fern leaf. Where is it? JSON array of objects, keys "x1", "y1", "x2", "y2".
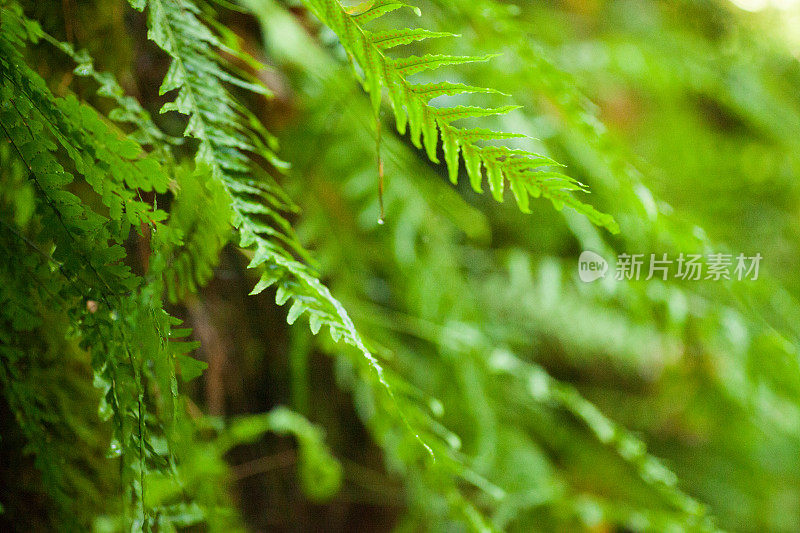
[
  {"x1": 131, "y1": 0, "x2": 402, "y2": 421},
  {"x1": 300, "y1": 0, "x2": 619, "y2": 233}
]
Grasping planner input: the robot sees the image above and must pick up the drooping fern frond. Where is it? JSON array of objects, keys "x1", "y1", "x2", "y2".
[
  {"x1": 0, "y1": 20, "x2": 171, "y2": 238},
  {"x1": 253, "y1": 23, "x2": 711, "y2": 521},
  {"x1": 161, "y1": 165, "x2": 234, "y2": 302},
  {"x1": 298, "y1": 0, "x2": 619, "y2": 233},
  {"x1": 0, "y1": 10, "x2": 216, "y2": 526},
  {"x1": 41, "y1": 33, "x2": 177, "y2": 149},
  {"x1": 7, "y1": 6, "x2": 237, "y2": 303},
  {"x1": 24, "y1": 14, "x2": 232, "y2": 301},
  {"x1": 130, "y1": 0, "x2": 403, "y2": 403}
]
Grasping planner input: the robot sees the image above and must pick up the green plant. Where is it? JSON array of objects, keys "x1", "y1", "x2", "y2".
[{"x1": 3, "y1": 0, "x2": 800, "y2": 531}]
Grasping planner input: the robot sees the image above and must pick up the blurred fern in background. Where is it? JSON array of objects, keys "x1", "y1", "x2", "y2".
[{"x1": 2, "y1": 0, "x2": 800, "y2": 531}]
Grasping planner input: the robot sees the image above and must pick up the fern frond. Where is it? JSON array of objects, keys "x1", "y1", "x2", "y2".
[
  {"x1": 300, "y1": 0, "x2": 618, "y2": 232},
  {"x1": 0, "y1": 14, "x2": 218, "y2": 526},
  {"x1": 0, "y1": 30, "x2": 171, "y2": 235},
  {"x1": 0, "y1": 8, "x2": 219, "y2": 301},
  {"x1": 132, "y1": 0, "x2": 411, "y2": 435},
  {"x1": 41, "y1": 33, "x2": 177, "y2": 148},
  {"x1": 3, "y1": 6, "x2": 243, "y2": 302}
]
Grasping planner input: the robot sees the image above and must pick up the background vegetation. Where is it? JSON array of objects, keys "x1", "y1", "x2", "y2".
[{"x1": 2, "y1": 0, "x2": 800, "y2": 531}]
